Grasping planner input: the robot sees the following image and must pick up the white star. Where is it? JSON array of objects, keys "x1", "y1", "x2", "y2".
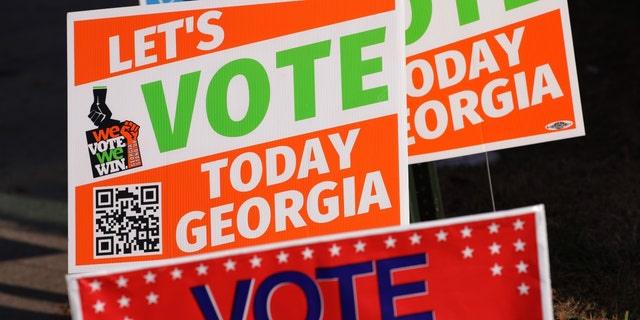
[
  {"x1": 196, "y1": 263, "x2": 209, "y2": 276},
  {"x1": 489, "y1": 242, "x2": 501, "y2": 255},
  {"x1": 93, "y1": 300, "x2": 106, "y2": 313},
  {"x1": 384, "y1": 236, "x2": 397, "y2": 248},
  {"x1": 301, "y1": 247, "x2": 314, "y2": 260},
  {"x1": 488, "y1": 222, "x2": 500, "y2": 234},
  {"x1": 146, "y1": 292, "x2": 159, "y2": 304},
  {"x1": 435, "y1": 229, "x2": 448, "y2": 242},
  {"x1": 89, "y1": 279, "x2": 102, "y2": 292},
  {"x1": 143, "y1": 271, "x2": 156, "y2": 284},
  {"x1": 250, "y1": 255, "x2": 262, "y2": 268},
  {"x1": 329, "y1": 244, "x2": 342, "y2": 257},
  {"x1": 224, "y1": 259, "x2": 237, "y2": 271},
  {"x1": 490, "y1": 263, "x2": 503, "y2": 276},
  {"x1": 116, "y1": 276, "x2": 128, "y2": 288},
  {"x1": 514, "y1": 239, "x2": 526, "y2": 252},
  {"x1": 170, "y1": 267, "x2": 183, "y2": 280},
  {"x1": 460, "y1": 226, "x2": 472, "y2": 238},
  {"x1": 354, "y1": 240, "x2": 366, "y2": 253},
  {"x1": 461, "y1": 246, "x2": 474, "y2": 259},
  {"x1": 517, "y1": 282, "x2": 530, "y2": 295},
  {"x1": 409, "y1": 232, "x2": 422, "y2": 245},
  {"x1": 513, "y1": 219, "x2": 525, "y2": 230},
  {"x1": 277, "y1": 251, "x2": 289, "y2": 264},
  {"x1": 124, "y1": 317, "x2": 134, "y2": 320},
  {"x1": 117, "y1": 295, "x2": 131, "y2": 308},
  {"x1": 516, "y1": 261, "x2": 529, "y2": 274}
]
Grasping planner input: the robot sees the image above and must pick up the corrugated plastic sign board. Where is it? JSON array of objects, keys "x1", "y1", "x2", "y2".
[
  {"x1": 67, "y1": 205, "x2": 552, "y2": 319},
  {"x1": 405, "y1": 0, "x2": 584, "y2": 163},
  {"x1": 67, "y1": 0, "x2": 409, "y2": 273}
]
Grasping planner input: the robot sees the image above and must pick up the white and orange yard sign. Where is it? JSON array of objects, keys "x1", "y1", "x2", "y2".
[
  {"x1": 67, "y1": 0, "x2": 408, "y2": 273},
  {"x1": 405, "y1": 0, "x2": 584, "y2": 163}
]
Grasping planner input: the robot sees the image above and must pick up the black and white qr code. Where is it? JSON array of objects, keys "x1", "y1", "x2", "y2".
[{"x1": 93, "y1": 183, "x2": 162, "y2": 258}]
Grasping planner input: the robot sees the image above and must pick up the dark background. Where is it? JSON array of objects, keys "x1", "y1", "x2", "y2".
[{"x1": 0, "y1": 0, "x2": 638, "y2": 318}]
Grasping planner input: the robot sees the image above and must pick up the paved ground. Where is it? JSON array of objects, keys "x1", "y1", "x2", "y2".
[
  {"x1": 0, "y1": 1, "x2": 137, "y2": 318},
  {"x1": 0, "y1": 194, "x2": 68, "y2": 319}
]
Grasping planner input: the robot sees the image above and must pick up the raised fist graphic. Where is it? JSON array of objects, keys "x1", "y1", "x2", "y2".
[
  {"x1": 121, "y1": 121, "x2": 140, "y2": 144},
  {"x1": 88, "y1": 86, "x2": 119, "y2": 128}
]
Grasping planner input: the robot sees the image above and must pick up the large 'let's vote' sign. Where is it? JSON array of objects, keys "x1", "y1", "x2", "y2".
[
  {"x1": 405, "y1": 0, "x2": 584, "y2": 163},
  {"x1": 67, "y1": 0, "x2": 409, "y2": 273},
  {"x1": 67, "y1": 205, "x2": 552, "y2": 319}
]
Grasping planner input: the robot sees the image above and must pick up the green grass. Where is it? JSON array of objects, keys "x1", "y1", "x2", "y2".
[{"x1": 554, "y1": 290, "x2": 633, "y2": 320}]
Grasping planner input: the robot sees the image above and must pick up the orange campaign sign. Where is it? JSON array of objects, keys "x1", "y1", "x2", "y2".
[
  {"x1": 67, "y1": 0, "x2": 409, "y2": 273},
  {"x1": 404, "y1": 0, "x2": 584, "y2": 163}
]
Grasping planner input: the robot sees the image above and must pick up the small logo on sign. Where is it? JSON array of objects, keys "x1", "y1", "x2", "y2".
[
  {"x1": 545, "y1": 120, "x2": 573, "y2": 131},
  {"x1": 86, "y1": 86, "x2": 143, "y2": 178}
]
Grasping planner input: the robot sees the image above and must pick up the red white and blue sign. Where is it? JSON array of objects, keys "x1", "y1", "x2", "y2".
[{"x1": 66, "y1": 205, "x2": 552, "y2": 319}]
